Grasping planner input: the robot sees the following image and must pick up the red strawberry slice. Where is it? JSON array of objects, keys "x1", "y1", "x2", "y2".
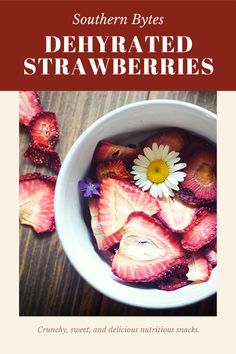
[
  {"x1": 112, "y1": 212, "x2": 187, "y2": 282},
  {"x1": 94, "y1": 141, "x2": 139, "y2": 164},
  {"x1": 179, "y1": 149, "x2": 216, "y2": 204},
  {"x1": 106, "y1": 245, "x2": 119, "y2": 263},
  {"x1": 24, "y1": 143, "x2": 61, "y2": 173},
  {"x1": 98, "y1": 177, "x2": 159, "y2": 237},
  {"x1": 209, "y1": 238, "x2": 217, "y2": 252},
  {"x1": 156, "y1": 277, "x2": 189, "y2": 291},
  {"x1": 202, "y1": 248, "x2": 217, "y2": 266},
  {"x1": 96, "y1": 160, "x2": 132, "y2": 182},
  {"x1": 106, "y1": 250, "x2": 115, "y2": 263},
  {"x1": 19, "y1": 91, "x2": 43, "y2": 126},
  {"x1": 157, "y1": 196, "x2": 198, "y2": 233},
  {"x1": 19, "y1": 173, "x2": 56, "y2": 233},
  {"x1": 156, "y1": 263, "x2": 190, "y2": 291},
  {"x1": 186, "y1": 252, "x2": 212, "y2": 282},
  {"x1": 182, "y1": 134, "x2": 213, "y2": 160},
  {"x1": 29, "y1": 112, "x2": 59, "y2": 149},
  {"x1": 171, "y1": 264, "x2": 190, "y2": 277},
  {"x1": 181, "y1": 209, "x2": 216, "y2": 252},
  {"x1": 202, "y1": 239, "x2": 217, "y2": 266},
  {"x1": 141, "y1": 128, "x2": 186, "y2": 152},
  {"x1": 176, "y1": 187, "x2": 212, "y2": 206},
  {"x1": 88, "y1": 199, "x2": 123, "y2": 251}
]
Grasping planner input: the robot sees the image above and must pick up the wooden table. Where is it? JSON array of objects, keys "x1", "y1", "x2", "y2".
[{"x1": 20, "y1": 91, "x2": 217, "y2": 316}]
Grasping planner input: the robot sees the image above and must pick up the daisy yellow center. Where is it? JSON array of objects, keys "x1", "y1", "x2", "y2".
[{"x1": 147, "y1": 160, "x2": 169, "y2": 184}]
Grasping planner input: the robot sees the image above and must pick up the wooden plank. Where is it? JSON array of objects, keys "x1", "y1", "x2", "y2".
[
  {"x1": 98, "y1": 294, "x2": 217, "y2": 316},
  {"x1": 148, "y1": 90, "x2": 216, "y2": 113}
]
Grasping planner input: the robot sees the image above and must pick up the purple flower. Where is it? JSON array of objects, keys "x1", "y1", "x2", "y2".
[{"x1": 78, "y1": 177, "x2": 100, "y2": 198}]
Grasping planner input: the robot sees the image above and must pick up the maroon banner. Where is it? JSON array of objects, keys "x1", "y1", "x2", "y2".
[{"x1": 0, "y1": 1, "x2": 235, "y2": 90}]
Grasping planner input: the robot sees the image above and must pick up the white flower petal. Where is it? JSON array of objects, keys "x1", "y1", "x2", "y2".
[
  {"x1": 172, "y1": 171, "x2": 186, "y2": 178},
  {"x1": 165, "y1": 177, "x2": 178, "y2": 187},
  {"x1": 161, "y1": 145, "x2": 170, "y2": 159},
  {"x1": 155, "y1": 152, "x2": 162, "y2": 160},
  {"x1": 167, "y1": 175, "x2": 180, "y2": 185},
  {"x1": 167, "y1": 186, "x2": 175, "y2": 197},
  {"x1": 165, "y1": 179, "x2": 180, "y2": 191},
  {"x1": 172, "y1": 162, "x2": 187, "y2": 172},
  {"x1": 165, "y1": 183, "x2": 175, "y2": 197},
  {"x1": 170, "y1": 171, "x2": 186, "y2": 182},
  {"x1": 133, "y1": 173, "x2": 146, "y2": 180},
  {"x1": 167, "y1": 157, "x2": 181, "y2": 167},
  {"x1": 143, "y1": 147, "x2": 155, "y2": 161},
  {"x1": 138, "y1": 181, "x2": 148, "y2": 188},
  {"x1": 158, "y1": 144, "x2": 164, "y2": 156},
  {"x1": 158, "y1": 183, "x2": 172, "y2": 198},
  {"x1": 133, "y1": 158, "x2": 147, "y2": 167},
  {"x1": 150, "y1": 184, "x2": 159, "y2": 198},
  {"x1": 152, "y1": 143, "x2": 159, "y2": 157},
  {"x1": 132, "y1": 166, "x2": 147, "y2": 173},
  {"x1": 166, "y1": 151, "x2": 179, "y2": 161},
  {"x1": 141, "y1": 180, "x2": 153, "y2": 191},
  {"x1": 158, "y1": 188, "x2": 163, "y2": 198},
  {"x1": 135, "y1": 177, "x2": 148, "y2": 186},
  {"x1": 137, "y1": 154, "x2": 150, "y2": 166}
]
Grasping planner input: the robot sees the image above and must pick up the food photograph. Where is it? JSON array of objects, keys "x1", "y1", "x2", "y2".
[{"x1": 19, "y1": 91, "x2": 216, "y2": 316}]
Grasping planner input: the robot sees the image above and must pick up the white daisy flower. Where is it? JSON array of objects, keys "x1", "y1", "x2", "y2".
[{"x1": 131, "y1": 143, "x2": 187, "y2": 198}]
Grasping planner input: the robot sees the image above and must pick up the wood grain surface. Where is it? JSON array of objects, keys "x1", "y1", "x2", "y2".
[{"x1": 19, "y1": 91, "x2": 217, "y2": 316}]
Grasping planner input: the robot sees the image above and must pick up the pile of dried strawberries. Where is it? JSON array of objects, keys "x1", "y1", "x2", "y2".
[
  {"x1": 86, "y1": 128, "x2": 217, "y2": 291},
  {"x1": 19, "y1": 91, "x2": 61, "y2": 234}
]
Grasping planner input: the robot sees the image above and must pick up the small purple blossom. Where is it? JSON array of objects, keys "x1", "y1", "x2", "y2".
[{"x1": 78, "y1": 177, "x2": 100, "y2": 198}]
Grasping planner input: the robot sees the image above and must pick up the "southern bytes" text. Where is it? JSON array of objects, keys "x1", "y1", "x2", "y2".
[{"x1": 72, "y1": 13, "x2": 164, "y2": 28}]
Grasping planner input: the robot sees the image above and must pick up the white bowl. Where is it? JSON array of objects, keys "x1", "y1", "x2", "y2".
[{"x1": 55, "y1": 99, "x2": 216, "y2": 309}]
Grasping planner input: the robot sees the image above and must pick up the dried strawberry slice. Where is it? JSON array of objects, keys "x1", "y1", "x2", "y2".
[
  {"x1": 94, "y1": 141, "x2": 139, "y2": 164},
  {"x1": 181, "y1": 209, "x2": 216, "y2": 252},
  {"x1": 156, "y1": 263, "x2": 190, "y2": 290},
  {"x1": 112, "y1": 212, "x2": 187, "y2": 282},
  {"x1": 24, "y1": 143, "x2": 61, "y2": 173},
  {"x1": 29, "y1": 112, "x2": 59, "y2": 149},
  {"x1": 106, "y1": 250, "x2": 115, "y2": 263},
  {"x1": 186, "y1": 252, "x2": 212, "y2": 283},
  {"x1": 98, "y1": 177, "x2": 159, "y2": 237},
  {"x1": 19, "y1": 91, "x2": 43, "y2": 126},
  {"x1": 172, "y1": 264, "x2": 190, "y2": 277},
  {"x1": 96, "y1": 160, "x2": 132, "y2": 182},
  {"x1": 202, "y1": 239, "x2": 217, "y2": 266},
  {"x1": 141, "y1": 128, "x2": 186, "y2": 152},
  {"x1": 179, "y1": 149, "x2": 216, "y2": 204},
  {"x1": 182, "y1": 134, "x2": 213, "y2": 160},
  {"x1": 156, "y1": 277, "x2": 190, "y2": 291},
  {"x1": 209, "y1": 238, "x2": 217, "y2": 252},
  {"x1": 157, "y1": 196, "x2": 198, "y2": 233},
  {"x1": 176, "y1": 187, "x2": 209, "y2": 206},
  {"x1": 202, "y1": 247, "x2": 217, "y2": 266},
  {"x1": 106, "y1": 245, "x2": 119, "y2": 263},
  {"x1": 88, "y1": 199, "x2": 123, "y2": 251},
  {"x1": 19, "y1": 173, "x2": 56, "y2": 233}
]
